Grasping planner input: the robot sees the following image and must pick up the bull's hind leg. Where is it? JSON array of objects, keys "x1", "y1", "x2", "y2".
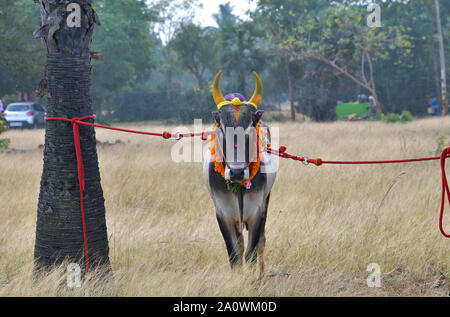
[
  {"x1": 216, "y1": 212, "x2": 243, "y2": 268},
  {"x1": 257, "y1": 237, "x2": 266, "y2": 280}
]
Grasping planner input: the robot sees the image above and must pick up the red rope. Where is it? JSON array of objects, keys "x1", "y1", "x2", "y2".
[
  {"x1": 44, "y1": 115, "x2": 449, "y2": 272},
  {"x1": 45, "y1": 115, "x2": 214, "y2": 272},
  {"x1": 45, "y1": 115, "x2": 214, "y2": 140},
  {"x1": 54, "y1": 115, "x2": 95, "y2": 273},
  {"x1": 268, "y1": 145, "x2": 450, "y2": 238},
  {"x1": 440, "y1": 147, "x2": 450, "y2": 238}
]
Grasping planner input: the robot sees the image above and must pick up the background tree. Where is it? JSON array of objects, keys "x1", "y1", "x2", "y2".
[
  {"x1": 0, "y1": 0, "x2": 44, "y2": 96},
  {"x1": 151, "y1": 0, "x2": 200, "y2": 102},
  {"x1": 1, "y1": 0, "x2": 450, "y2": 123},
  {"x1": 366, "y1": 0, "x2": 442, "y2": 116},
  {"x1": 302, "y1": 3, "x2": 412, "y2": 119},
  {"x1": 256, "y1": 0, "x2": 329, "y2": 120},
  {"x1": 90, "y1": 0, "x2": 157, "y2": 120},
  {"x1": 215, "y1": 8, "x2": 265, "y2": 98},
  {"x1": 33, "y1": 0, "x2": 110, "y2": 274},
  {"x1": 212, "y1": 2, "x2": 236, "y2": 29},
  {"x1": 169, "y1": 23, "x2": 218, "y2": 90}
]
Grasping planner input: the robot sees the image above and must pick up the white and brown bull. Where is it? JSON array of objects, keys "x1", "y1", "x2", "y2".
[{"x1": 204, "y1": 71, "x2": 277, "y2": 279}]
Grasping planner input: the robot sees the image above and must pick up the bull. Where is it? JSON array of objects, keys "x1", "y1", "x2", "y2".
[{"x1": 204, "y1": 71, "x2": 277, "y2": 279}]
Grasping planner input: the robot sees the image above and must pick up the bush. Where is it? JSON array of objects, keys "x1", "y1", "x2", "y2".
[
  {"x1": 104, "y1": 86, "x2": 215, "y2": 124},
  {"x1": 384, "y1": 113, "x2": 400, "y2": 123},
  {"x1": 0, "y1": 115, "x2": 10, "y2": 151},
  {"x1": 384, "y1": 111, "x2": 414, "y2": 123},
  {"x1": 269, "y1": 114, "x2": 288, "y2": 122},
  {"x1": 400, "y1": 110, "x2": 413, "y2": 122},
  {"x1": 172, "y1": 88, "x2": 215, "y2": 124},
  {"x1": 1, "y1": 94, "x2": 17, "y2": 107},
  {"x1": 434, "y1": 135, "x2": 447, "y2": 156}
]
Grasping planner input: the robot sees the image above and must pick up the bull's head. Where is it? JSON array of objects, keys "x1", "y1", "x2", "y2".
[{"x1": 211, "y1": 71, "x2": 264, "y2": 183}]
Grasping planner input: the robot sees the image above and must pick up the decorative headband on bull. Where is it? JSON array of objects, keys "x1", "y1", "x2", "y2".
[{"x1": 212, "y1": 71, "x2": 263, "y2": 110}]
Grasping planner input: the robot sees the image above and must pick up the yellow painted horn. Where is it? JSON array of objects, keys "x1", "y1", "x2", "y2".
[
  {"x1": 248, "y1": 72, "x2": 263, "y2": 107},
  {"x1": 212, "y1": 71, "x2": 226, "y2": 107}
]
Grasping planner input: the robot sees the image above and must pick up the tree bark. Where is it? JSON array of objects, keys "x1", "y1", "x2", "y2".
[
  {"x1": 238, "y1": 71, "x2": 247, "y2": 100},
  {"x1": 365, "y1": 51, "x2": 384, "y2": 120},
  {"x1": 429, "y1": 4, "x2": 442, "y2": 104},
  {"x1": 191, "y1": 68, "x2": 204, "y2": 90},
  {"x1": 435, "y1": 0, "x2": 448, "y2": 115},
  {"x1": 195, "y1": 73, "x2": 204, "y2": 90},
  {"x1": 33, "y1": 0, "x2": 110, "y2": 274},
  {"x1": 285, "y1": 56, "x2": 296, "y2": 121}
]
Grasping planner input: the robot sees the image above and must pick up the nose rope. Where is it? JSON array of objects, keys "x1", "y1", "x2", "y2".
[
  {"x1": 214, "y1": 124, "x2": 260, "y2": 172},
  {"x1": 211, "y1": 123, "x2": 263, "y2": 186},
  {"x1": 214, "y1": 127, "x2": 232, "y2": 170}
]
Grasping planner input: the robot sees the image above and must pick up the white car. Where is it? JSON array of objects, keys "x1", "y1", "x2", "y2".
[{"x1": 3, "y1": 102, "x2": 46, "y2": 128}]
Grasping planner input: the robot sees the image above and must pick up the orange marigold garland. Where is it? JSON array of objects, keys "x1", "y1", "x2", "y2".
[{"x1": 209, "y1": 121, "x2": 264, "y2": 190}]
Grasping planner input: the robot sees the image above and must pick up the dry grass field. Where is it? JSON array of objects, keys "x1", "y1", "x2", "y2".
[{"x1": 0, "y1": 117, "x2": 449, "y2": 296}]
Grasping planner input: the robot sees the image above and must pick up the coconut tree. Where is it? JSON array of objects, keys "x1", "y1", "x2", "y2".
[{"x1": 33, "y1": 0, "x2": 110, "y2": 274}]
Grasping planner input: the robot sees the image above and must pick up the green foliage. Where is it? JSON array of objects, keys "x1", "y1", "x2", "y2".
[
  {"x1": 0, "y1": 115, "x2": 10, "y2": 151},
  {"x1": 434, "y1": 135, "x2": 448, "y2": 156},
  {"x1": 1, "y1": 94, "x2": 17, "y2": 108},
  {"x1": 169, "y1": 23, "x2": 218, "y2": 89},
  {"x1": 1, "y1": 0, "x2": 450, "y2": 123},
  {"x1": 91, "y1": 0, "x2": 158, "y2": 115},
  {"x1": 104, "y1": 86, "x2": 214, "y2": 124},
  {"x1": 400, "y1": 110, "x2": 414, "y2": 122},
  {"x1": 384, "y1": 113, "x2": 400, "y2": 123},
  {"x1": 269, "y1": 114, "x2": 288, "y2": 122},
  {"x1": 0, "y1": 138, "x2": 10, "y2": 151},
  {"x1": 384, "y1": 111, "x2": 414, "y2": 123},
  {"x1": 215, "y1": 12, "x2": 266, "y2": 97},
  {"x1": 0, "y1": 0, "x2": 45, "y2": 95},
  {"x1": 213, "y1": 3, "x2": 237, "y2": 28},
  {"x1": 226, "y1": 180, "x2": 242, "y2": 193},
  {"x1": 173, "y1": 88, "x2": 215, "y2": 123}
]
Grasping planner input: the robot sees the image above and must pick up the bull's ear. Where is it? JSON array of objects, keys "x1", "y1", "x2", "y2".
[
  {"x1": 253, "y1": 110, "x2": 264, "y2": 125},
  {"x1": 212, "y1": 111, "x2": 220, "y2": 124}
]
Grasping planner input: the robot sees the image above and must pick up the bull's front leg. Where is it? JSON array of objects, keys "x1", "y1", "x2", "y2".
[
  {"x1": 245, "y1": 193, "x2": 270, "y2": 279},
  {"x1": 216, "y1": 210, "x2": 244, "y2": 268}
]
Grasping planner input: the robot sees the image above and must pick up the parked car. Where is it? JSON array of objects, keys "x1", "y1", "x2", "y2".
[{"x1": 3, "y1": 102, "x2": 46, "y2": 128}]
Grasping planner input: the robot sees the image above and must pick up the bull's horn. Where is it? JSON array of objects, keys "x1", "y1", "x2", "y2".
[
  {"x1": 248, "y1": 72, "x2": 263, "y2": 108},
  {"x1": 212, "y1": 71, "x2": 226, "y2": 107}
]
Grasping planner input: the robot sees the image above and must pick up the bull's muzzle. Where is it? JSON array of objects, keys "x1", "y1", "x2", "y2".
[{"x1": 225, "y1": 165, "x2": 250, "y2": 183}]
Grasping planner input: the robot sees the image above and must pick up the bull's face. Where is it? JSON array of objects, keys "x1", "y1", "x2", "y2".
[{"x1": 211, "y1": 72, "x2": 264, "y2": 183}]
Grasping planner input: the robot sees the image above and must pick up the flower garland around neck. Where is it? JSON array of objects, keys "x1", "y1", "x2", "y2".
[{"x1": 209, "y1": 121, "x2": 264, "y2": 191}]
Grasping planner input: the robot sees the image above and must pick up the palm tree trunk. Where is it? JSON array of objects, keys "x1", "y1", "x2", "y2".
[{"x1": 33, "y1": 0, "x2": 110, "y2": 274}]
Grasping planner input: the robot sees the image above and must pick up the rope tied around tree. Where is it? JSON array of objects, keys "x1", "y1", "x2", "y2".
[{"x1": 44, "y1": 116, "x2": 450, "y2": 272}]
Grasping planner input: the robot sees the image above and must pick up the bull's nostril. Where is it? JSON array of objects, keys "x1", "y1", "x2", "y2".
[{"x1": 230, "y1": 168, "x2": 245, "y2": 181}]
